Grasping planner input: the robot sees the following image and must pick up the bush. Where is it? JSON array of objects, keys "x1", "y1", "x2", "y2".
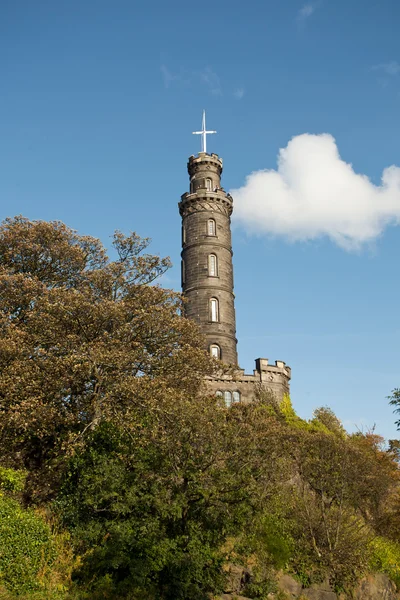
[
  {"x1": 369, "y1": 536, "x2": 400, "y2": 589},
  {"x1": 0, "y1": 467, "x2": 26, "y2": 493},
  {"x1": 0, "y1": 495, "x2": 55, "y2": 594}
]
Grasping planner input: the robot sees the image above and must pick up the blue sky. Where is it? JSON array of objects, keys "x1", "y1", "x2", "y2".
[{"x1": 1, "y1": 0, "x2": 399, "y2": 439}]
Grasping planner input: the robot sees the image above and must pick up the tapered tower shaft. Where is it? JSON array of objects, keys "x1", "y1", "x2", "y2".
[{"x1": 179, "y1": 152, "x2": 238, "y2": 365}]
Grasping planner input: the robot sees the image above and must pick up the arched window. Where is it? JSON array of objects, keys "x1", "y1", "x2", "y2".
[
  {"x1": 207, "y1": 219, "x2": 216, "y2": 236},
  {"x1": 210, "y1": 298, "x2": 219, "y2": 322},
  {"x1": 224, "y1": 390, "x2": 232, "y2": 407},
  {"x1": 208, "y1": 254, "x2": 218, "y2": 277},
  {"x1": 182, "y1": 225, "x2": 186, "y2": 245},
  {"x1": 233, "y1": 391, "x2": 241, "y2": 403},
  {"x1": 210, "y1": 344, "x2": 220, "y2": 359},
  {"x1": 206, "y1": 178, "x2": 212, "y2": 191},
  {"x1": 181, "y1": 260, "x2": 185, "y2": 285}
]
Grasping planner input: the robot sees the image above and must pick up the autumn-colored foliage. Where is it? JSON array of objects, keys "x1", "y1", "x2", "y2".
[{"x1": 0, "y1": 216, "x2": 213, "y2": 503}]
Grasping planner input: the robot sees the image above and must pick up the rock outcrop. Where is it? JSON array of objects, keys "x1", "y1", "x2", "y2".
[
  {"x1": 217, "y1": 566, "x2": 399, "y2": 600},
  {"x1": 352, "y1": 573, "x2": 398, "y2": 600}
]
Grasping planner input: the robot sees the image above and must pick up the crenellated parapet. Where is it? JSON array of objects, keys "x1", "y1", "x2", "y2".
[
  {"x1": 205, "y1": 358, "x2": 291, "y2": 405},
  {"x1": 187, "y1": 152, "x2": 223, "y2": 174},
  {"x1": 254, "y1": 358, "x2": 292, "y2": 385}
]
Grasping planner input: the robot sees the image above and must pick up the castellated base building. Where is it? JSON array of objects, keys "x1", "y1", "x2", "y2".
[{"x1": 179, "y1": 151, "x2": 291, "y2": 405}]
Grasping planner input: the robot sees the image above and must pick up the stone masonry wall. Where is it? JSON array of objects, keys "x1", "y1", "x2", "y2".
[
  {"x1": 179, "y1": 152, "x2": 238, "y2": 365},
  {"x1": 206, "y1": 358, "x2": 291, "y2": 404},
  {"x1": 178, "y1": 152, "x2": 291, "y2": 396}
]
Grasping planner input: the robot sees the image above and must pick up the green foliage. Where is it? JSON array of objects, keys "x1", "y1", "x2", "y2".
[
  {"x1": 0, "y1": 467, "x2": 26, "y2": 493},
  {"x1": 280, "y1": 401, "x2": 345, "y2": 436},
  {"x1": 279, "y1": 395, "x2": 299, "y2": 422},
  {"x1": 238, "y1": 505, "x2": 294, "y2": 571},
  {"x1": 56, "y1": 422, "x2": 228, "y2": 599},
  {"x1": 279, "y1": 396, "x2": 313, "y2": 431},
  {"x1": 389, "y1": 388, "x2": 400, "y2": 430},
  {"x1": 235, "y1": 501, "x2": 294, "y2": 599},
  {"x1": 54, "y1": 398, "x2": 400, "y2": 597},
  {"x1": 311, "y1": 406, "x2": 346, "y2": 436},
  {"x1": 242, "y1": 569, "x2": 277, "y2": 600},
  {"x1": 0, "y1": 218, "x2": 399, "y2": 598},
  {"x1": 0, "y1": 496, "x2": 55, "y2": 594},
  {"x1": 369, "y1": 536, "x2": 400, "y2": 589},
  {"x1": 0, "y1": 217, "x2": 212, "y2": 505},
  {"x1": 388, "y1": 439, "x2": 400, "y2": 462}
]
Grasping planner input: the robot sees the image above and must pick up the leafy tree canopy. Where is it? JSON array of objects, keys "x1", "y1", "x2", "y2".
[
  {"x1": 0, "y1": 216, "x2": 214, "y2": 502},
  {"x1": 0, "y1": 217, "x2": 399, "y2": 599},
  {"x1": 389, "y1": 388, "x2": 400, "y2": 430}
]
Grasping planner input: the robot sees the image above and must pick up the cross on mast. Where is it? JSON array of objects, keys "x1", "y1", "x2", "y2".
[{"x1": 192, "y1": 110, "x2": 216, "y2": 154}]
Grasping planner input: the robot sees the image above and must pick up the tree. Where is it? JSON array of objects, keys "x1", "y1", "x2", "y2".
[
  {"x1": 256, "y1": 409, "x2": 400, "y2": 591},
  {"x1": 284, "y1": 429, "x2": 372, "y2": 588},
  {"x1": 389, "y1": 388, "x2": 400, "y2": 430},
  {"x1": 0, "y1": 217, "x2": 294, "y2": 598},
  {"x1": 56, "y1": 396, "x2": 291, "y2": 600},
  {"x1": 311, "y1": 406, "x2": 346, "y2": 436},
  {"x1": 1, "y1": 216, "x2": 399, "y2": 598},
  {"x1": 0, "y1": 216, "x2": 213, "y2": 502}
]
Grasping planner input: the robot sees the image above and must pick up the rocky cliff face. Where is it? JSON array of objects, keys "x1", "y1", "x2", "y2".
[
  {"x1": 352, "y1": 573, "x2": 399, "y2": 600},
  {"x1": 218, "y1": 568, "x2": 399, "y2": 600}
]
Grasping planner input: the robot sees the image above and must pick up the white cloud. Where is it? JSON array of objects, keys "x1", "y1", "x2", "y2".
[
  {"x1": 298, "y1": 3, "x2": 316, "y2": 20},
  {"x1": 160, "y1": 64, "x2": 185, "y2": 89},
  {"x1": 234, "y1": 87, "x2": 245, "y2": 100},
  {"x1": 160, "y1": 65, "x2": 173, "y2": 88},
  {"x1": 160, "y1": 65, "x2": 222, "y2": 95},
  {"x1": 231, "y1": 134, "x2": 400, "y2": 251},
  {"x1": 200, "y1": 67, "x2": 222, "y2": 96},
  {"x1": 372, "y1": 61, "x2": 400, "y2": 76}
]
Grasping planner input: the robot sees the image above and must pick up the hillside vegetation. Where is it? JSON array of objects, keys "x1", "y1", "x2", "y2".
[{"x1": 0, "y1": 217, "x2": 399, "y2": 599}]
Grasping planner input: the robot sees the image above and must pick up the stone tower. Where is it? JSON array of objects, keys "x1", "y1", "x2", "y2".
[
  {"x1": 178, "y1": 114, "x2": 291, "y2": 404},
  {"x1": 179, "y1": 152, "x2": 238, "y2": 365}
]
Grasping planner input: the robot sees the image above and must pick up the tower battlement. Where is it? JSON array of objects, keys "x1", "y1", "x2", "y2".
[
  {"x1": 188, "y1": 152, "x2": 223, "y2": 171},
  {"x1": 205, "y1": 358, "x2": 291, "y2": 404},
  {"x1": 254, "y1": 358, "x2": 292, "y2": 381}
]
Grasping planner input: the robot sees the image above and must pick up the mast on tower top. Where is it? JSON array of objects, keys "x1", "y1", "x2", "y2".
[{"x1": 192, "y1": 110, "x2": 216, "y2": 154}]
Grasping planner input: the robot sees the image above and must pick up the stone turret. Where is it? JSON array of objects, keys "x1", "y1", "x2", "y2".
[
  {"x1": 179, "y1": 152, "x2": 238, "y2": 365},
  {"x1": 178, "y1": 118, "x2": 291, "y2": 404}
]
